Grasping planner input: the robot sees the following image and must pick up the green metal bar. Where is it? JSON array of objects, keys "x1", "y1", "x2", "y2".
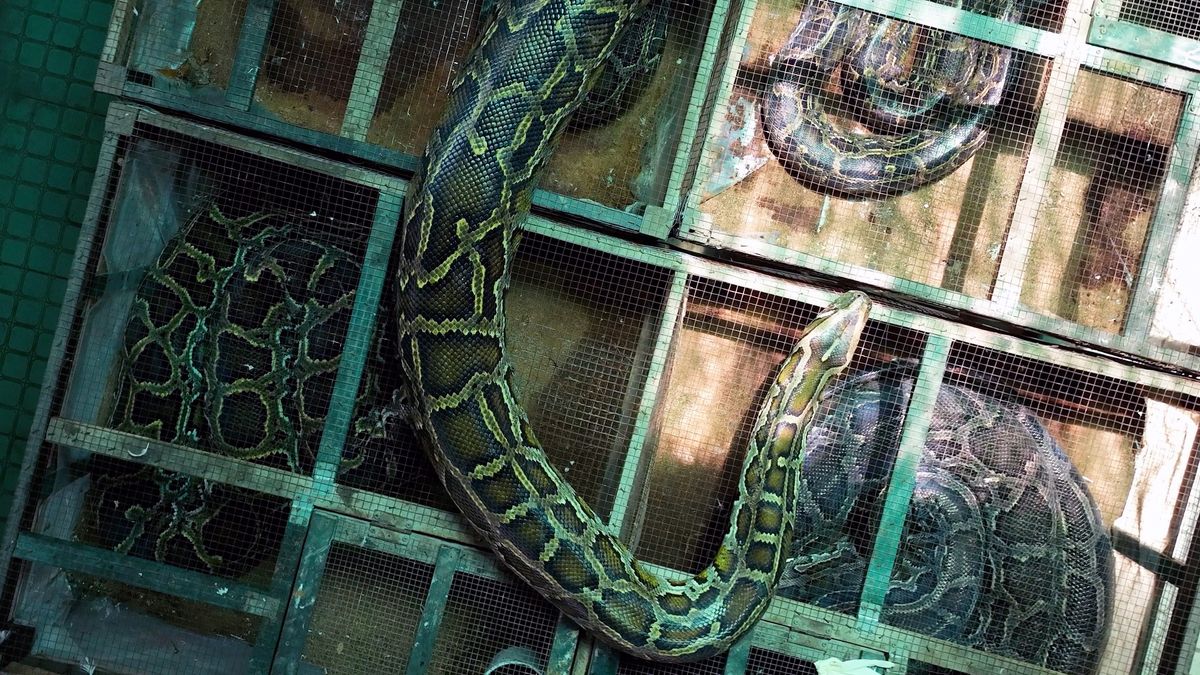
[
  {"x1": 225, "y1": 0, "x2": 277, "y2": 110},
  {"x1": 311, "y1": 189, "x2": 405, "y2": 488},
  {"x1": 650, "y1": 0, "x2": 735, "y2": 237},
  {"x1": 271, "y1": 510, "x2": 339, "y2": 674},
  {"x1": 1123, "y1": 93, "x2": 1200, "y2": 344},
  {"x1": 45, "y1": 417, "x2": 488, "y2": 546},
  {"x1": 762, "y1": 594, "x2": 1061, "y2": 675},
  {"x1": 606, "y1": 270, "x2": 687, "y2": 535},
  {"x1": 405, "y1": 545, "x2": 463, "y2": 675},
  {"x1": 676, "y1": 246, "x2": 1200, "y2": 396},
  {"x1": 47, "y1": 418, "x2": 310, "y2": 500},
  {"x1": 856, "y1": 336, "x2": 951, "y2": 627},
  {"x1": 547, "y1": 616, "x2": 581, "y2": 675},
  {"x1": 12, "y1": 533, "x2": 279, "y2": 617},
  {"x1": 1082, "y1": 43, "x2": 1200, "y2": 91},
  {"x1": 585, "y1": 645, "x2": 619, "y2": 675},
  {"x1": 678, "y1": 0, "x2": 760, "y2": 241},
  {"x1": 340, "y1": 0, "x2": 405, "y2": 141},
  {"x1": 251, "y1": 500, "x2": 317, "y2": 672},
  {"x1": 831, "y1": 0, "x2": 1064, "y2": 56},
  {"x1": 722, "y1": 630, "x2": 753, "y2": 675},
  {"x1": 989, "y1": 56, "x2": 1085, "y2": 309},
  {"x1": 1090, "y1": 17, "x2": 1200, "y2": 72}
]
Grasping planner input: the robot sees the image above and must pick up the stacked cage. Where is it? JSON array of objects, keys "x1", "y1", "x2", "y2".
[{"x1": 3, "y1": 0, "x2": 1200, "y2": 673}]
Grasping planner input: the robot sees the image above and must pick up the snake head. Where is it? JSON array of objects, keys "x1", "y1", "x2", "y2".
[{"x1": 804, "y1": 291, "x2": 872, "y2": 372}]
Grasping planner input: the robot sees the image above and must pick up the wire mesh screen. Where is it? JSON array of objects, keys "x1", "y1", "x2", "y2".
[
  {"x1": 744, "y1": 647, "x2": 818, "y2": 675},
  {"x1": 30, "y1": 122, "x2": 378, "y2": 574},
  {"x1": 1110, "y1": 0, "x2": 1200, "y2": 40},
  {"x1": 689, "y1": 0, "x2": 1052, "y2": 292},
  {"x1": 339, "y1": 233, "x2": 671, "y2": 520},
  {"x1": 303, "y1": 543, "x2": 434, "y2": 673},
  {"x1": 634, "y1": 276, "x2": 925, "y2": 575},
  {"x1": 113, "y1": 0, "x2": 714, "y2": 214},
  {"x1": 1021, "y1": 68, "x2": 1179, "y2": 333},
  {"x1": 1, "y1": 111, "x2": 396, "y2": 671}
]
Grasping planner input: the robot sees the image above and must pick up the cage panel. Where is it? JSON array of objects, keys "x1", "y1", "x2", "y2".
[
  {"x1": 301, "y1": 542, "x2": 434, "y2": 673},
  {"x1": 7, "y1": 563, "x2": 265, "y2": 674},
  {"x1": 635, "y1": 275, "x2": 926, "y2": 578},
  {"x1": 1019, "y1": 68, "x2": 1181, "y2": 333},
  {"x1": 684, "y1": 0, "x2": 1049, "y2": 298},
  {"x1": 337, "y1": 231, "x2": 672, "y2": 527},
  {"x1": 98, "y1": 0, "x2": 720, "y2": 232}
]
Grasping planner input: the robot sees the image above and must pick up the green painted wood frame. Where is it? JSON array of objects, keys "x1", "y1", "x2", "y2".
[{"x1": 677, "y1": 0, "x2": 1200, "y2": 375}]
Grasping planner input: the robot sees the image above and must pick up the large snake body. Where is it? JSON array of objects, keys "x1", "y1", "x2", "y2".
[
  {"x1": 761, "y1": 0, "x2": 1020, "y2": 197},
  {"x1": 395, "y1": 2, "x2": 870, "y2": 661}
]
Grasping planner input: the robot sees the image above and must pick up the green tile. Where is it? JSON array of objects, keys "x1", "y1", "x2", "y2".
[
  {"x1": 51, "y1": 21, "x2": 80, "y2": 48},
  {"x1": 23, "y1": 14, "x2": 53, "y2": 42},
  {"x1": 45, "y1": 47, "x2": 72, "y2": 76},
  {"x1": 19, "y1": 157, "x2": 48, "y2": 183},
  {"x1": 17, "y1": 41, "x2": 45, "y2": 69}
]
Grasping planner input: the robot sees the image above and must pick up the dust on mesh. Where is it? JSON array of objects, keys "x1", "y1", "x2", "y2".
[{"x1": 303, "y1": 544, "x2": 434, "y2": 673}]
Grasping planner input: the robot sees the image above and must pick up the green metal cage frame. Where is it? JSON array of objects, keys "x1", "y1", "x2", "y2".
[
  {"x1": 91, "y1": 0, "x2": 735, "y2": 238},
  {"x1": 4, "y1": 102, "x2": 1200, "y2": 674},
  {"x1": 677, "y1": 0, "x2": 1200, "y2": 376}
]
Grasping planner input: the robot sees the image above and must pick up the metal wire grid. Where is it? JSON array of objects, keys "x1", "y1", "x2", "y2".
[
  {"x1": 302, "y1": 544, "x2": 434, "y2": 673},
  {"x1": 1111, "y1": 0, "x2": 1200, "y2": 40},
  {"x1": 679, "y1": 0, "x2": 1200, "y2": 372},
  {"x1": 1020, "y1": 68, "x2": 1179, "y2": 333},
  {"x1": 27, "y1": 122, "x2": 382, "y2": 579},
  {"x1": 687, "y1": 0, "x2": 1053, "y2": 292},
  {"x1": 7, "y1": 98, "x2": 1200, "y2": 674},
  {"x1": 110, "y1": 0, "x2": 714, "y2": 215},
  {"x1": 744, "y1": 647, "x2": 818, "y2": 675}
]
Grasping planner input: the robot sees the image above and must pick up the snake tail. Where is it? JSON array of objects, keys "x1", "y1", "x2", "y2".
[{"x1": 395, "y1": 0, "x2": 872, "y2": 660}]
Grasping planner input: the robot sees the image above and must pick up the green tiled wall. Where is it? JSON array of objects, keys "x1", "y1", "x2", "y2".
[{"x1": 0, "y1": 0, "x2": 112, "y2": 534}]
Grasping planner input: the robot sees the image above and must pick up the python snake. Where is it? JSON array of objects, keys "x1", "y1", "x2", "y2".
[
  {"x1": 761, "y1": 0, "x2": 1021, "y2": 198},
  {"x1": 395, "y1": 4, "x2": 869, "y2": 661},
  {"x1": 98, "y1": 204, "x2": 362, "y2": 574},
  {"x1": 777, "y1": 361, "x2": 1112, "y2": 673}
]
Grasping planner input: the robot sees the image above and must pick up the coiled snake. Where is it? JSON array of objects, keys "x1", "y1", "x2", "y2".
[
  {"x1": 777, "y1": 361, "x2": 1112, "y2": 673},
  {"x1": 761, "y1": 0, "x2": 1021, "y2": 197}
]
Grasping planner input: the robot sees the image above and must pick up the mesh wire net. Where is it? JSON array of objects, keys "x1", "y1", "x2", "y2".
[
  {"x1": 113, "y1": 0, "x2": 714, "y2": 213},
  {"x1": 1021, "y1": 68, "x2": 1180, "y2": 333},
  {"x1": 4, "y1": 117, "x2": 388, "y2": 674},
  {"x1": 744, "y1": 647, "x2": 818, "y2": 675},
  {"x1": 1113, "y1": 0, "x2": 1200, "y2": 40},
  {"x1": 303, "y1": 543, "x2": 434, "y2": 673},
  {"x1": 691, "y1": 0, "x2": 1053, "y2": 298}
]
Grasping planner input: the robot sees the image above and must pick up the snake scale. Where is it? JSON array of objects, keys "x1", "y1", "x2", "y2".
[
  {"x1": 395, "y1": 2, "x2": 873, "y2": 661},
  {"x1": 776, "y1": 361, "x2": 1112, "y2": 673},
  {"x1": 98, "y1": 205, "x2": 362, "y2": 575},
  {"x1": 761, "y1": 0, "x2": 1021, "y2": 197}
]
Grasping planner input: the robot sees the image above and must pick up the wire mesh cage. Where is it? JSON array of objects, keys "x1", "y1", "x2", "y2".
[
  {"x1": 678, "y1": 0, "x2": 1200, "y2": 372},
  {"x1": 93, "y1": 0, "x2": 721, "y2": 234},
  {"x1": 3, "y1": 99, "x2": 1200, "y2": 674}
]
